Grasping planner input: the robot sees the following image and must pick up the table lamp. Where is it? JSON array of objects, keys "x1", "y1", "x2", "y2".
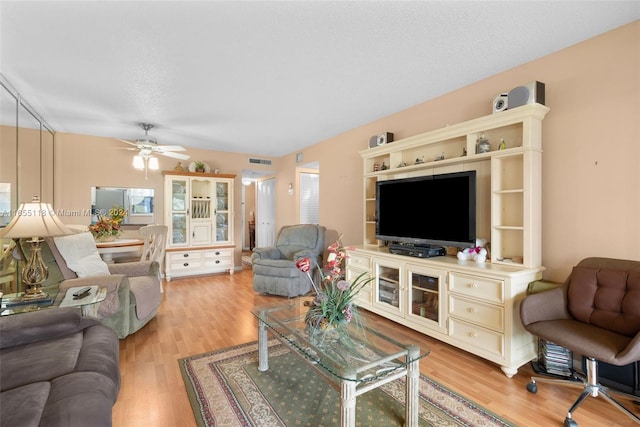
[{"x1": 0, "y1": 196, "x2": 73, "y2": 300}]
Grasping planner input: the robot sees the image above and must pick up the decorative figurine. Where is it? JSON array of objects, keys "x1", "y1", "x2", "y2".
[
  {"x1": 380, "y1": 161, "x2": 388, "y2": 170},
  {"x1": 415, "y1": 156, "x2": 425, "y2": 165},
  {"x1": 498, "y1": 138, "x2": 506, "y2": 150},
  {"x1": 373, "y1": 162, "x2": 380, "y2": 172},
  {"x1": 435, "y1": 152, "x2": 445, "y2": 161},
  {"x1": 174, "y1": 162, "x2": 185, "y2": 172},
  {"x1": 476, "y1": 134, "x2": 491, "y2": 154}
]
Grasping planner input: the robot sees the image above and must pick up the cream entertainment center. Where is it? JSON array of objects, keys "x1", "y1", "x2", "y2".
[
  {"x1": 163, "y1": 171, "x2": 235, "y2": 280},
  {"x1": 347, "y1": 104, "x2": 550, "y2": 377}
]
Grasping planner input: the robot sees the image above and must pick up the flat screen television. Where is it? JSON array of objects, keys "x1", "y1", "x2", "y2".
[{"x1": 375, "y1": 170, "x2": 476, "y2": 248}]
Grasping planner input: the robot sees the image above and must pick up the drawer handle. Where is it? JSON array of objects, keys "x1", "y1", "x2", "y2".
[
  {"x1": 467, "y1": 283, "x2": 478, "y2": 289},
  {"x1": 183, "y1": 263, "x2": 189, "y2": 267},
  {"x1": 468, "y1": 331, "x2": 478, "y2": 338},
  {"x1": 215, "y1": 251, "x2": 220, "y2": 255},
  {"x1": 467, "y1": 307, "x2": 478, "y2": 314},
  {"x1": 183, "y1": 253, "x2": 189, "y2": 258},
  {"x1": 215, "y1": 260, "x2": 220, "y2": 264}
]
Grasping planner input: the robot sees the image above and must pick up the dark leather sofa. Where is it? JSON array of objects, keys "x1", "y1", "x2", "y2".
[{"x1": 0, "y1": 307, "x2": 120, "y2": 426}]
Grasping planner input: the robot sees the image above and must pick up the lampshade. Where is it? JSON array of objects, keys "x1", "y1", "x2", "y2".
[
  {"x1": 148, "y1": 156, "x2": 159, "y2": 170},
  {"x1": 0, "y1": 198, "x2": 73, "y2": 239},
  {"x1": 133, "y1": 155, "x2": 145, "y2": 170}
]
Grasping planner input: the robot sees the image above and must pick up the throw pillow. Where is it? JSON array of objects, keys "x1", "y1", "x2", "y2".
[{"x1": 53, "y1": 232, "x2": 111, "y2": 278}]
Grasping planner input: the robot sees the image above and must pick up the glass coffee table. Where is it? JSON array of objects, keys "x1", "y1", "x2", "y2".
[
  {"x1": 251, "y1": 299, "x2": 429, "y2": 427},
  {"x1": 1, "y1": 285, "x2": 107, "y2": 316}
]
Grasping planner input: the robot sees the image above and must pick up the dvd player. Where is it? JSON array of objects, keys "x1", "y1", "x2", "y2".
[{"x1": 388, "y1": 243, "x2": 446, "y2": 258}]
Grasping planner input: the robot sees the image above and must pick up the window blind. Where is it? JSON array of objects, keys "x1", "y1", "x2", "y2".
[{"x1": 299, "y1": 172, "x2": 319, "y2": 224}]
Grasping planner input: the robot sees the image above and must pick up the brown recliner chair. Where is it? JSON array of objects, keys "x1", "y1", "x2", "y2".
[{"x1": 520, "y1": 257, "x2": 640, "y2": 426}]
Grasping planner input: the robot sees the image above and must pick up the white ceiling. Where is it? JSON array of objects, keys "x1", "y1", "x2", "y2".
[{"x1": 1, "y1": 1, "x2": 638, "y2": 158}]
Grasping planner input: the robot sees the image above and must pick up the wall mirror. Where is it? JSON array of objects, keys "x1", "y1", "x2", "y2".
[
  {"x1": 0, "y1": 79, "x2": 18, "y2": 227},
  {"x1": 91, "y1": 187, "x2": 155, "y2": 225}
]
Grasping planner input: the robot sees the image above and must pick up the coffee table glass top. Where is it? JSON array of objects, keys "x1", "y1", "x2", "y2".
[
  {"x1": 251, "y1": 298, "x2": 429, "y2": 383},
  {"x1": 1, "y1": 286, "x2": 106, "y2": 316}
]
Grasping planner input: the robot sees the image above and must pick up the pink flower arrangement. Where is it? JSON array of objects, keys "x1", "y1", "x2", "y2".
[{"x1": 296, "y1": 237, "x2": 371, "y2": 329}]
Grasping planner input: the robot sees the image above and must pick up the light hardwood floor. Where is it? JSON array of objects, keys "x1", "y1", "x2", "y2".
[{"x1": 112, "y1": 266, "x2": 639, "y2": 426}]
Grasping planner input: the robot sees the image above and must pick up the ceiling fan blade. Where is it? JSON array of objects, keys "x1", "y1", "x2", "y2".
[
  {"x1": 157, "y1": 151, "x2": 191, "y2": 160},
  {"x1": 118, "y1": 138, "x2": 139, "y2": 147},
  {"x1": 154, "y1": 145, "x2": 186, "y2": 152}
]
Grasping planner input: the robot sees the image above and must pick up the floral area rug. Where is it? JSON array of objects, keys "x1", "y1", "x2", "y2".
[{"x1": 179, "y1": 339, "x2": 515, "y2": 427}]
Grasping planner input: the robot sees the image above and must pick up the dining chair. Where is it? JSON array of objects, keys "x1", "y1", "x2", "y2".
[{"x1": 139, "y1": 225, "x2": 168, "y2": 292}]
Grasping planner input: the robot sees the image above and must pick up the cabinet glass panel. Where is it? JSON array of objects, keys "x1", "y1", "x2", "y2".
[
  {"x1": 171, "y1": 213, "x2": 187, "y2": 244},
  {"x1": 377, "y1": 265, "x2": 399, "y2": 308},
  {"x1": 409, "y1": 272, "x2": 439, "y2": 322},
  {"x1": 171, "y1": 180, "x2": 187, "y2": 211},
  {"x1": 215, "y1": 212, "x2": 229, "y2": 242},
  {"x1": 216, "y1": 182, "x2": 229, "y2": 210}
]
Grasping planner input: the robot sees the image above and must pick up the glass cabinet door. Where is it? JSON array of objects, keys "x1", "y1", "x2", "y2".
[
  {"x1": 171, "y1": 180, "x2": 187, "y2": 211},
  {"x1": 407, "y1": 264, "x2": 447, "y2": 333},
  {"x1": 171, "y1": 213, "x2": 187, "y2": 245},
  {"x1": 170, "y1": 179, "x2": 188, "y2": 245},
  {"x1": 214, "y1": 181, "x2": 230, "y2": 243},
  {"x1": 378, "y1": 266, "x2": 399, "y2": 307},
  {"x1": 373, "y1": 258, "x2": 403, "y2": 316}
]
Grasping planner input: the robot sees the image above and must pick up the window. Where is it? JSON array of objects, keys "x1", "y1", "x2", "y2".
[{"x1": 299, "y1": 172, "x2": 319, "y2": 224}]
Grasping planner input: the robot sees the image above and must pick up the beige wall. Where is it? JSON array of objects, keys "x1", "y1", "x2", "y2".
[
  {"x1": 51, "y1": 21, "x2": 638, "y2": 281},
  {"x1": 53, "y1": 132, "x2": 277, "y2": 267},
  {"x1": 277, "y1": 21, "x2": 640, "y2": 282}
]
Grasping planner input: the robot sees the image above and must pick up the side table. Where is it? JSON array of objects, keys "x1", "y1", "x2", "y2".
[{"x1": 1, "y1": 286, "x2": 106, "y2": 317}]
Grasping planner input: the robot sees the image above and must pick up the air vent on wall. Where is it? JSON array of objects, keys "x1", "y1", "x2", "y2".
[{"x1": 249, "y1": 158, "x2": 272, "y2": 166}]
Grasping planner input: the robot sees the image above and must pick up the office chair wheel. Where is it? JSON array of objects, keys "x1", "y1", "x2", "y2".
[
  {"x1": 526, "y1": 382, "x2": 538, "y2": 393},
  {"x1": 564, "y1": 418, "x2": 578, "y2": 427}
]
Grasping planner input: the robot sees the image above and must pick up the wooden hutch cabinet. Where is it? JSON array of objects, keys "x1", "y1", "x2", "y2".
[{"x1": 163, "y1": 171, "x2": 235, "y2": 280}]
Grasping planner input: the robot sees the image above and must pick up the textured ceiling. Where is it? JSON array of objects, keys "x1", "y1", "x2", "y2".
[{"x1": 1, "y1": 1, "x2": 638, "y2": 158}]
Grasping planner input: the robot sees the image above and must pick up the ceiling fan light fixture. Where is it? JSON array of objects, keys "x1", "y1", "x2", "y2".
[
  {"x1": 148, "y1": 156, "x2": 159, "y2": 170},
  {"x1": 133, "y1": 155, "x2": 145, "y2": 170}
]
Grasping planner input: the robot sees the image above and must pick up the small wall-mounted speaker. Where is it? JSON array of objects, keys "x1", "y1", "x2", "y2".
[
  {"x1": 492, "y1": 81, "x2": 545, "y2": 114},
  {"x1": 507, "y1": 81, "x2": 545, "y2": 109},
  {"x1": 369, "y1": 132, "x2": 394, "y2": 148},
  {"x1": 492, "y1": 93, "x2": 509, "y2": 113}
]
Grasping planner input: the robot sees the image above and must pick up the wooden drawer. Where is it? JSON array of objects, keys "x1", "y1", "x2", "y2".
[
  {"x1": 449, "y1": 272, "x2": 504, "y2": 303},
  {"x1": 203, "y1": 249, "x2": 232, "y2": 268},
  {"x1": 449, "y1": 318, "x2": 504, "y2": 358},
  {"x1": 170, "y1": 258, "x2": 202, "y2": 271},
  {"x1": 347, "y1": 253, "x2": 371, "y2": 270},
  {"x1": 203, "y1": 248, "x2": 232, "y2": 259},
  {"x1": 168, "y1": 250, "x2": 203, "y2": 272},
  {"x1": 449, "y1": 295, "x2": 504, "y2": 332},
  {"x1": 167, "y1": 251, "x2": 203, "y2": 263}
]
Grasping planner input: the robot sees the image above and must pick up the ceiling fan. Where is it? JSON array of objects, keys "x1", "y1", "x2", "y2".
[{"x1": 118, "y1": 123, "x2": 190, "y2": 161}]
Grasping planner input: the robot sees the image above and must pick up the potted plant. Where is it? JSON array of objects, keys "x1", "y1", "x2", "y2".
[{"x1": 194, "y1": 161, "x2": 206, "y2": 173}]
